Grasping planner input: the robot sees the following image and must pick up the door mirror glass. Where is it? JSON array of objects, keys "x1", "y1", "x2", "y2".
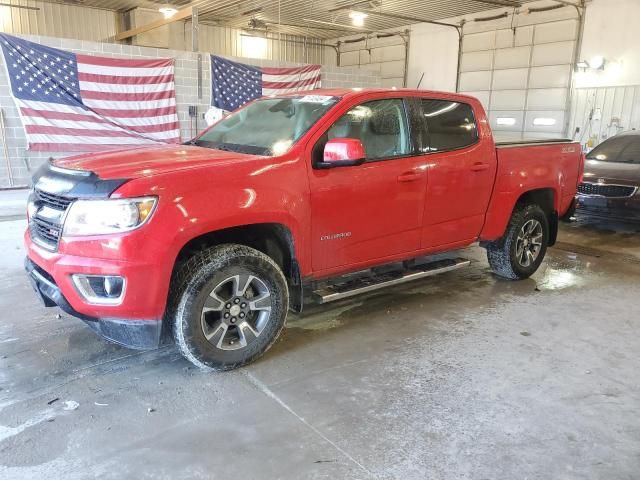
[{"x1": 318, "y1": 138, "x2": 366, "y2": 168}]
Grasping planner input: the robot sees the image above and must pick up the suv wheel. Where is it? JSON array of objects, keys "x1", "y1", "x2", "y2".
[
  {"x1": 486, "y1": 204, "x2": 549, "y2": 280},
  {"x1": 169, "y1": 244, "x2": 289, "y2": 370}
]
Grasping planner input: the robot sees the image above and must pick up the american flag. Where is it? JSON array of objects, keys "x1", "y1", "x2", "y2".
[
  {"x1": 0, "y1": 34, "x2": 180, "y2": 152},
  {"x1": 211, "y1": 55, "x2": 321, "y2": 111}
]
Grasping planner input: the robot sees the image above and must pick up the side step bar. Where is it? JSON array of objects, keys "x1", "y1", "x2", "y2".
[{"x1": 312, "y1": 257, "x2": 470, "y2": 304}]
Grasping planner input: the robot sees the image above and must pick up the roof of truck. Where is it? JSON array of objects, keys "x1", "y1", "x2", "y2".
[{"x1": 278, "y1": 88, "x2": 480, "y2": 103}]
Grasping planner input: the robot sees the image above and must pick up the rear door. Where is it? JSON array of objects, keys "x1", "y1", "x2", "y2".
[
  {"x1": 417, "y1": 97, "x2": 497, "y2": 248},
  {"x1": 307, "y1": 96, "x2": 429, "y2": 273}
]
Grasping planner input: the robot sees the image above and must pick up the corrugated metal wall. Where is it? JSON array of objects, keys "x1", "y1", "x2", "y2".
[
  {"x1": 570, "y1": 85, "x2": 640, "y2": 147},
  {"x1": 184, "y1": 23, "x2": 326, "y2": 64},
  {"x1": 0, "y1": 0, "x2": 117, "y2": 41},
  {"x1": 0, "y1": 2, "x2": 326, "y2": 64}
]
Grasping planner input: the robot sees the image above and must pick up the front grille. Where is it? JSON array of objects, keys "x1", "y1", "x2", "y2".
[
  {"x1": 30, "y1": 216, "x2": 63, "y2": 246},
  {"x1": 30, "y1": 189, "x2": 75, "y2": 250},
  {"x1": 36, "y1": 190, "x2": 75, "y2": 210},
  {"x1": 577, "y1": 183, "x2": 637, "y2": 198}
]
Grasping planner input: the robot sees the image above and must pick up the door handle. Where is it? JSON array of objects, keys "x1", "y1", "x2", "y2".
[
  {"x1": 470, "y1": 162, "x2": 490, "y2": 172},
  {"x1": 397, "y1": 171, "x2": 423, "y2": 182}
]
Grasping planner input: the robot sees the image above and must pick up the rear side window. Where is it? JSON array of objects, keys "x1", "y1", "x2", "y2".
[
  {"x1": 587, "y1": 135, "x2": 640, "y2": 164},
  {"x1": 420, "y1": 99, "x2": 478, "y2": 152}
]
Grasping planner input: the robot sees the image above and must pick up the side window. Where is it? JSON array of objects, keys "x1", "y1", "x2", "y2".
[
  {"x1": 327, "y1": 99, "x2": 410, "y2": 160},
  {"x1": 617, "y1": 140, "x2": 640, "y2": 164},
  {"x1": 421, "y1": 99, "x2": 478, "y2": 152}
]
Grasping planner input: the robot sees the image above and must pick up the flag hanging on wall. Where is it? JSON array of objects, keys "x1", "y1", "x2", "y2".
[
  {"x1": 0, "y1": 34, "x2": 180, "y2": 152},
  {"x1": 211, "y1": 55, "x2": 322, "y2": 112}
]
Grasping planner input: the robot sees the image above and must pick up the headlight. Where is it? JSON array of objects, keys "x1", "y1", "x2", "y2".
[
  {"x1": 63, "y1": 196, "x2": 157, "y2": 237},
  {"x1": 27, "y1": 190, "x2": 37, "y2": 220}
]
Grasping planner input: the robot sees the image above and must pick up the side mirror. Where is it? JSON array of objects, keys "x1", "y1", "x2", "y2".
[{"x1": 316, "y1": 138, "x2": 366, "y2": 169}]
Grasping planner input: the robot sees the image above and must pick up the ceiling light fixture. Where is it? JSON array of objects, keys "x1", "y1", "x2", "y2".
[
  {"x1": 159, "y1": 6, "x2": 178, "y2": 18},
  {"x1": 590, "y1": 55, "x2": 606, "y2": 70},
  {"x1": 349, "y1": 11, "x2": 368, "y2": 27}
]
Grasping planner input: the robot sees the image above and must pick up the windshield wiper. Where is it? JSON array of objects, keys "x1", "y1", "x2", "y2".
[{"x1": 192, "y1": 140, "x2": 235, "y2": 152}]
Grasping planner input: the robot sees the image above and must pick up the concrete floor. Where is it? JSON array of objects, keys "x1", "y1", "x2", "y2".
[{"x1": 1, "y1": 212, "x2": 639, "y2": 479}]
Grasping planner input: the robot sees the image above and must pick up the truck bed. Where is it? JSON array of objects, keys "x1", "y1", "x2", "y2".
[{"x1": 495, "y1": 138, "x2": 574, "y2": 148}]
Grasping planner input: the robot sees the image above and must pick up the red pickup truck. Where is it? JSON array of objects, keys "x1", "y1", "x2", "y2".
[{"x1": 24, "y1": 88, "x2": 583, "y2": 370}]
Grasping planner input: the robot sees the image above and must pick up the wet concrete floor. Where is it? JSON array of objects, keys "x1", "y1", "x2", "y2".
[{"x1": 1, "y1": 217, "x2": 639, "y2": 479}]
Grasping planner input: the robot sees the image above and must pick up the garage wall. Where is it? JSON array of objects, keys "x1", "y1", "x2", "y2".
[
  {"x1": 575, "y1": 0, "x2": 640, "y2": 90},
  {"x1": 569, "y1": 85, "x2": 640, "y2": 146},
  {"x1": 384, "y1": 0, "x2": 640, "y2": 145},
  {"x1": 0, "y1": 34, "x2": 381, "y2": 187},
  {"x1": 405, "y1": 22, "x2": 459, "y2": 92},
  {"x1": 331, "y1": 32, "x2": 408, "y2": 88},
  {"x1": 0, "y1": 1, "x2": 117, "y2": 41},
  {"x1": 568, "y1": 0, "x2": 640, "y2": 147},
  {"x1": 458, "y1": 11, "x2": 579, "y2": 141},
  {"x1": 129, "y1": 9, "x2": 327, "y2": 65},
  {"x1": 184, "y1": 23, "x2": 327, "y2": 65}
]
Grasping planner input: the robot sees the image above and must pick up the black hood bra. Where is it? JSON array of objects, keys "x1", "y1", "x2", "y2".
[{"x1": 32, "y1": 159, "x2": 128, "y2": 198}]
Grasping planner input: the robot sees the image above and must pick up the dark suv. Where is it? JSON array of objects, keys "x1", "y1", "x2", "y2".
[{"x1": 577, "y1": 131, "x2": 640, "y2": 221}]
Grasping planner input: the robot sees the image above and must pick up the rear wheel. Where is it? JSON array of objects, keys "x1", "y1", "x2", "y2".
[
  {"x1": 486, "y1": 204, "x2": 549, "y2": 280},
  {"x1": 169, "y1": 244, "x2": 289, "y2": 370}
]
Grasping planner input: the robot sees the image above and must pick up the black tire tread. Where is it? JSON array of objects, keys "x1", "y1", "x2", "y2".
[
  {"x1": 486, "y1": 204, "x2": 548, "y2": 280},
  {"x1": 167, "y1": 244, "x2": 288, "y2": 371}
]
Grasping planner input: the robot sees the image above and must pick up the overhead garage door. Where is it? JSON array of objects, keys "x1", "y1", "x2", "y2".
[{"x1": 459, "y1": 17, "x2": 579, "y2": 141}]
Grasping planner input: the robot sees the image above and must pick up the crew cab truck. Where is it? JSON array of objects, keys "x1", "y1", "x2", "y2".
[{"x1": 25, "y1": 89, "x2": 583, "y2": 370}]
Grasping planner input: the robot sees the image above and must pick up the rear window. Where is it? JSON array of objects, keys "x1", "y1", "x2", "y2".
[
  {"x1": 421, "y1": 99, "x2": 478, "y2": 152},
  {"x1": 587, "y1": 135, "x2": 640, "y2": 164}
]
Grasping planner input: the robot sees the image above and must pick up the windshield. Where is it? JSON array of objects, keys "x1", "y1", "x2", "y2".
[
  {"x1": 194, "y1": 95, "x2": 340, "y2": 156},
  {"x1": 587, "y1": 135, "x2": 640, "y2": 164}
]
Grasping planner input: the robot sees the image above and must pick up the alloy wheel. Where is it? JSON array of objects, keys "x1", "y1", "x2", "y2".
[
  {"x1": 515, "y1": 219, "x2": 543, "y2": 268},
  {"x1": 200, "y1": 274, "x2": 272, "y2": 351}
]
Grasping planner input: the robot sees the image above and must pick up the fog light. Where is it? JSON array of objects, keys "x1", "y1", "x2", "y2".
[{"x1": 72, "y1": 274, "x2": 126, "y2": 305}]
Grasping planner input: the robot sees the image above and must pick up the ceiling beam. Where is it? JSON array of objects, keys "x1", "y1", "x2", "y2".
[
  {"x1": 303, "y1": 18, "x2": 376, "y2": 34},
  {"x1": 550, "y1": 0, "x2": 582, "y2": 7},
  {"x1": 0, "y1": 3, "x2": 39, "y2": 10},
  {"x1": 334, "y1": 8, "x2": 460, "y2": 30},
  {"x1": 114, "y1": 6, "x2": 193, "y2": 41},
  {"x1": 470, "y1": 0, "x2": 521, "y2": 7}
]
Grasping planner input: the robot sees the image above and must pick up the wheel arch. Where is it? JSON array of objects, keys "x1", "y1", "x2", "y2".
[
  {"x1": 173, "y1": 223, "x2": 298, "y2": 281},
  {"x1": 481, "y1": 187, "x2": 559, "y2": 246},
  {"x1": 514, "y1": 188, "x2": 558, "y2": 246}
]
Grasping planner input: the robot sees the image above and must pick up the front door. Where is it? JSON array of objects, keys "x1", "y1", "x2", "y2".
[{"x1": 308, "y1": 97, "x2": 429, "y2": 273}]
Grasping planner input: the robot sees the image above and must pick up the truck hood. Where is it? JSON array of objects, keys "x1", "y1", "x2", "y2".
[
  {"x1": 583, "y1": 159, "x2": 640, "y2": 186},
  {"x1": 54, "y1": 145, "x2": 260, "y2": 180}
]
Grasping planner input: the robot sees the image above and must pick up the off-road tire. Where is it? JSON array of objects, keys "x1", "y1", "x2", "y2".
[
  {"x1": 486, "y1": 204, "x2": 549, "y2": 280},
  {"x1": 168, "y1": 244, "x2": 289, "y2": 371}
]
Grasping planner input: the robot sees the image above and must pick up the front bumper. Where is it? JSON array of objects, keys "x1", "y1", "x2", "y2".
[
  {"x1": 576, "y1": 195, "x2": 640, "y2": 222},
  {"x1": 25, "y1": 257, "x2": 163, "y2": 349}
]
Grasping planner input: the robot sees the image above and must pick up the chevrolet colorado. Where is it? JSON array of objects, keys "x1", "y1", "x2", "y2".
[{"x1": 24, "y1": 88, "x2": 584, "y2": 370}]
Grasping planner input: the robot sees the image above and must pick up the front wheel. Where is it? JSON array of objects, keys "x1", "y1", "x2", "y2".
[
  {"x1": 170, "y1": 244, "x2": 289, "y2": 371},
  {"x1": 486, "y1": 204, "x2": 549, "y2": 280}
]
